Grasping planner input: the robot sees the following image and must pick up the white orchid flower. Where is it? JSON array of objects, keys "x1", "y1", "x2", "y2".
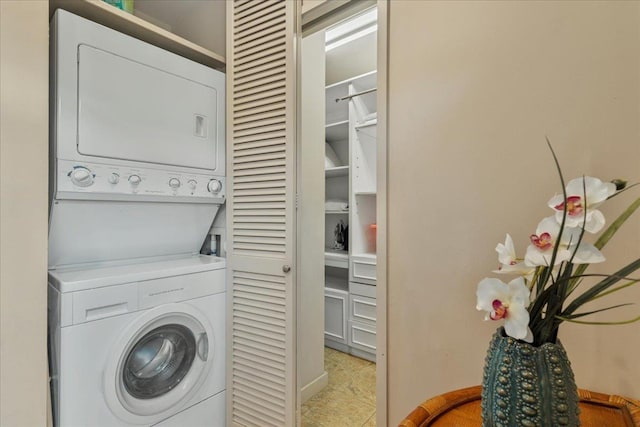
[
  {"x1": 493, "y1": 234, "x2": 535, "y2": 280},
  {"x1": 525, "y1": 216, "x2": 605, "y2": 267},
  {"x1": 476, "y1": 277, "x2": 533, "y2": 342},
  {"x1": 548, "y1": 176, "x2": 616, "y2": 233}
]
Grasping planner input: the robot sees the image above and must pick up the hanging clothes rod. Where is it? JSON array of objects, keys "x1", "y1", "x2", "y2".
[{"x1": 335, "y1": 87, "x2": 377, "y2": 102}]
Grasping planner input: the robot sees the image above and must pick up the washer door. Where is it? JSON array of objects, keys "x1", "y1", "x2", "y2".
[{"x1": 104, "y1": 303, "x2": 214, "y2": 425}]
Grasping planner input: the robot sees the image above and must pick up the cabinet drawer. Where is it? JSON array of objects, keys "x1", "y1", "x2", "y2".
[
  {"x1": 350, "y1": 281, "x2": 375, "y2": 298},
  {"x1": 351, "y1": 256, "x2": 377, "y2": 284},
  {"x1": 349, "y1": 294, "x2": 376, "y2": 325},
  {"x1": 349, "y1": 320, "x2": 376, "y2": 353}
]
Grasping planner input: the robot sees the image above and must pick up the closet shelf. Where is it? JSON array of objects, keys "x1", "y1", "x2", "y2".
[
  {"x1": 325, "y1": 249, "x2": 349, "y2": 269},
  {"x1": 325, "y1": 166, "x2": 349, "y2": 178},
  {"x1": 50, "y1": 0, "x2": 225, "y2": 70},
  {"x1": 352, "y1": 252, "x2": 377, "y2": 262},
  {"x1": 326, "y1": 70, "x2": 377, "y2": 92},
  {"x1": 325, "y1": 274, "x2": 349, "y2": 290},
  {"x1": 354, "y1": 191, "x2": 376, "y2": 196},
  {"x1": 326, "y1": 120, "x2": 349, "y2": 128},
  {"x1": 325, "y1": 120, "x2": 349, "y2": 142},
  {"x1": 325, "y1": 210, "x2": 349, "y2": 215},
  {"x1": 355, "y1": 119, "x2": 378, "y2": 129}
]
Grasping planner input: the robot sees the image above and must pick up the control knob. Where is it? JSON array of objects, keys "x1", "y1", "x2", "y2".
[
  {"x1": 207, "y1": 179, "x2": 222, "y2": 193},
  {"x1": 108, "y1": 173, "x2": 120, "y2": 185},
  {"x1": 128, "y1": 175, "x2": 142, "y2": 186},
  {"x1": 69, "y1": 167, "x2": 94, "y2": 187},
  {"x1": 188, "y1": 180, "x2": 197, "y2": 190},
  {"x1": 169, "y1": 178, "x2": 181, "y2": 189}
]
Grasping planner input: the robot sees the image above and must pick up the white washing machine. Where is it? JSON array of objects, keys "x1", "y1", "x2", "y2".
[
  {"x1": 48, "y1": 9, "x2": 227, "y2": 427},
  {"x1": 48, "y1": 256, "x2": 226, "y2": 426}
]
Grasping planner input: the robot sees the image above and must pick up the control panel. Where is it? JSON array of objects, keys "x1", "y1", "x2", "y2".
[{"x1": 56, "y1": 160, "x2": 225, "y2": 202}]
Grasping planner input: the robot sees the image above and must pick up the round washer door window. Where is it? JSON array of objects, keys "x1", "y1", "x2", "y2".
[
  {"x1": 103, "y1": 303, "x2": 214, "y2": 425},
  {"x1": 123, "y1": 324, "x2": 196, "y2": 399}
]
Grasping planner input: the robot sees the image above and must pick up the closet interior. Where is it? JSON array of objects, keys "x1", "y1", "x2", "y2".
[{"x1": 323, "y1": 8, "x2": 378, "y2": 363}]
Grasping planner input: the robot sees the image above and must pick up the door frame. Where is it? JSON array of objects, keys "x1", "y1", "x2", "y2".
[{"x1": 296, "y1": 1, "x2": 388, "y2": 425}]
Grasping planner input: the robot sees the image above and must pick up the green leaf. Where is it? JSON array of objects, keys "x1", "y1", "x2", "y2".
[
  {"x1": 570, "y1": 196, "x2": 640, "y2": 294},
  {"x1": 590, "y1": 279, "x2": 640, "y2": 301},
  {"x1": 557, "y1": 303, "x2": 634, "y2": 319},
  {"x1": 562, "y1": 258, "x2": 640, "y2": 316},
  {"x1": 594, "y1": 196, "x2": 640, "y2": 251},
  {"x1": 555, "y1": 315, "x2": 640, "y2": 325},
  {"x1": 540, "y1": 139, "x2": 569, "y2": 288}
]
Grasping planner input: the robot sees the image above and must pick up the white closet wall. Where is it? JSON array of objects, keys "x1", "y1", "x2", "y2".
[
  {"x1": 299, "y1": 30, "x2": 329, "y2": 403},
  {"x1": 326, "y1": 31, "x2": 376, "y2": 85}
]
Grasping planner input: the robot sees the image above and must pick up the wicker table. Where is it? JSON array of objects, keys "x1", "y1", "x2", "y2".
[{"x1": 399, "y1": 385, "x2": 640, "y2": 426}]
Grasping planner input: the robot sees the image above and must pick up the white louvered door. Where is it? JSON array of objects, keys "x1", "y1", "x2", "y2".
[{"x1": 227, "y1": 1, "x2": 297, "y2": 426}]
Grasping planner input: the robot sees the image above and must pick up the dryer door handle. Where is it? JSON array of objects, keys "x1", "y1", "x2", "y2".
[{"x1": 197, "y1": 332, "x2": 209, "y2": 361}]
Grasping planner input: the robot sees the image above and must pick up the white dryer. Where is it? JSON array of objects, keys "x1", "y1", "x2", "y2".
[
  {"x1": 48, "y1": 256, "x2": 226, "y2": 426},
  {"x1": 49, "y1": 9, "x2": 226, "y2": 268}
]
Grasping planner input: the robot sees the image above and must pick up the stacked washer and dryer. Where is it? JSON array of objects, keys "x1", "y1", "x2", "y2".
[{"x1": 48, "y1": 10, "x2": 226, "y2": 427}]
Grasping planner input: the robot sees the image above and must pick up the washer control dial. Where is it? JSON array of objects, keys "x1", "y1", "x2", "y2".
[
  {"x1": 128, "y1": 174, "x2": 142, "y2": 186},
  {"x1": 188, "y1": 179, "x2": 197, "y2": 190},
  {"x1": 69, "y1": 167, "x2": 94, "y2": 187},
  {"x1": 108, "y1": 173, "x2": 120, "y2": 185},
  {"x1": 207, "y1": 179, "x2": 222, "y2": 193},
  {"x1": 168, "y1": 178, "x2": 181, "y2": 189}
]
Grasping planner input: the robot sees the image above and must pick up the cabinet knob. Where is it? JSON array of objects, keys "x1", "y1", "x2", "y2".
[{"x1": 282, "y1": 265, "x2": 291, "y2": 273}]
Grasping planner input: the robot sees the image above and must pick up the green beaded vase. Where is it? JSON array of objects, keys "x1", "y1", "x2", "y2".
[{"x1": 481, "y1": 328, "x2": 580, "y2": 427}]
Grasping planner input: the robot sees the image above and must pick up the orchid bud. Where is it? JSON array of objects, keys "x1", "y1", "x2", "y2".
[{"x1": 611, "y1": 179, "x2": 627, "y2": 191}]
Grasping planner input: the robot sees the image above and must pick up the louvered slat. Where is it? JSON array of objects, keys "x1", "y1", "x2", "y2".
[{"x1": 234, "y1": 61, "x2": 285, "y2": 88}]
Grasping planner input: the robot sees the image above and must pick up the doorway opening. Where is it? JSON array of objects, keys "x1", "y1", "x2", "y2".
[{"x1": 298, "y1": 6, "x2": 381, "y2": 426}]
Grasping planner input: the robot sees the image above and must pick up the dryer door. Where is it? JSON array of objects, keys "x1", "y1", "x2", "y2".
[
  {"x1": 76, "y1": 45, "x2": 221, "y2": 172},
  {"x1": 104, "y1": 303, "x2": 214, "y2": 425}
]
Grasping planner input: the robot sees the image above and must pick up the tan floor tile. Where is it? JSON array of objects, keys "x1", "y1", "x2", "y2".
[
  {"x1": 362, "y1": 413, "x2": 376, "y2": 427},
  {"x1": 339, "y1": 364, "x2": 376, "y2": 406},
  {"x1": 302, "y1": 384, "x2": 375, "y2": 427},
  {"x1": 302, "y1": 348, "x2": 376, "y2": 427}
]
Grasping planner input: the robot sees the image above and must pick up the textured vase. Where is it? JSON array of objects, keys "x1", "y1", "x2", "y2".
[{"x1": 481, "y1": 328, "x2": 580, "y2": 427}]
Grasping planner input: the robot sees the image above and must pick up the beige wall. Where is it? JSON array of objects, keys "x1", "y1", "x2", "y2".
[
  {"x1": 0, "y1": 1, "x2": 50, "y2": 426},
  {"x1": 387, "y1": 1, "x2": 640, "y2": 423}
]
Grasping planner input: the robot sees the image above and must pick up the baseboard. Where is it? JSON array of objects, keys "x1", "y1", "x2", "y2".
[
  {"x1": 349, "y1": 347, "x2": 376, "y2": 363},
  {"x1": 324, "y1": 340, "x2": 349, "y2": 353},
  {"x1": 300, "y1": 370, "x2": 329, "y2": 403}
]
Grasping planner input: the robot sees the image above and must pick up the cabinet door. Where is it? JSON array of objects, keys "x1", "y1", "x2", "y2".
[{"x1": 324, "y1": 288, "x2": 348, "y2": 344}]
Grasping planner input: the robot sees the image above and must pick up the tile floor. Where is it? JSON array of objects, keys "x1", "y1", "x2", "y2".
[{"x1": 301, "y1": 347, "x2": 376, "y2": 427}]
